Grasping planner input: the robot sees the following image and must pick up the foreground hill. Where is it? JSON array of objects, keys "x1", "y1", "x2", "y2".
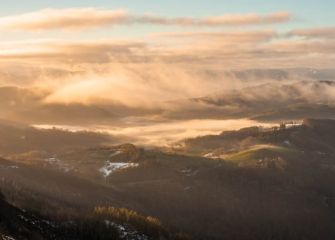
[
  {"x1": 0, "y1": 158, "x2": 188, "y2": 240},
  {"x1": 0, "y1": 190, "x2": 172, "y2": 240}
]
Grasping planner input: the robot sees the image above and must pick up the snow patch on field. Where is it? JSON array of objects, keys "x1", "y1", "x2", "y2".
[
  {"x1": 105, "y1": 220, "x2": 149, "y2": 240},
  {"x1": 1, "y1": 235, "x2": 16, "y2": 240},
  {"x1": 44, "y1": 157, "x2": 73, "y2": 173},
  {"x1": 100, "y1": 162, "x2": 139, "y2": 177},
  {"x1": 0, "y1": 165, "x2": 19, "y2": 170},
  {"x1": 203, "y1": 152, "x2": 221, "y2": 159}
]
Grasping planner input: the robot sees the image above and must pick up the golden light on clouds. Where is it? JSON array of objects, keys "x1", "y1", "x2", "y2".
[
  {"x1": 0, "y1": 6, "x2": 334, "y2": 133},
  {"x1": 0, "y1": 8, "x2": 291, "y2": 31}
]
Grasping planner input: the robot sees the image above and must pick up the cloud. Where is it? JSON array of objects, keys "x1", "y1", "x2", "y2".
[
  {"x1": 150, "y1": 30, "x2": 335, "y2": 69},
  {"x1": 0, "y1": 8, "x2": 127, "y2": 31},
  {"x1": 0, "y1": 32, "x2": 281, "y2": 108},
  {"x1": 192, "y1": 12, "x2": 290, "y2": 26},
  {"x1": 154, "y1": 30, "x2": 277, "y2": 43},
  {"x1": 288, "y1": 27, "x2": 335, "y2": 39},
  {"x1": 43, "y1": 62, "x2": 227, "y2": 107},
  {"x1": 1, "y1": 30, "x2": 335, "y2": 97},
  {"x1": 135, "y1": 12, "x2": 290, "y2": 26},
  {"x1": 3, "y1": 77, "x2": 335, "y2": 134},
  {"x1": 1, "y1": 27, "x2": 334, "y2": 73},
  {"x1": 0, "y1": 8, "x2": 291, "y2": 31},
  {"x1": 0, "y1": 30, "x2": 277, "y2": 66},
  {"x1": 0, "y1": 39, "x2": 148, "y2": 64},
  {"x1": 0, "y1": 29, "x2": 335, "y2": 116},
  {"x1": 264, "y1": 39, "x2": 335, "y2": 55},
  {"x1": 2, "y1": 7, "x2": 335, "y2": 143},
  {"x1": 0, "y1": 30, "x2": 278, "y2": 62}
]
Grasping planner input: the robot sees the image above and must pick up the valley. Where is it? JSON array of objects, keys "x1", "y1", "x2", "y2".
[{"x1": 1, "y1": 119, "x2": 335, "y2": 239}]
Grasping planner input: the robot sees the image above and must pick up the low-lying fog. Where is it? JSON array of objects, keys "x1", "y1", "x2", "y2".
[{"x1": 34, "y1": 118, "x2": 274, "y2": 146}]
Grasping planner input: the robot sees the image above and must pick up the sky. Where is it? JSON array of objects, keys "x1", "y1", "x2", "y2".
[
  {"x1": 0, "y1": 0, "x2": 334, "y2": 39},
  {"x1": 0, "y1": 1, "x2": 335, "y2": 144},
  {"x1": 1, "y1": 0, "x2": 334, "y2": 21}
]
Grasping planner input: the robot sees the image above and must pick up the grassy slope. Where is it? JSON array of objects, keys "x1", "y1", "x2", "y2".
[{"x1": 225, "y1": 144, "x2": 301, "y2": 166}]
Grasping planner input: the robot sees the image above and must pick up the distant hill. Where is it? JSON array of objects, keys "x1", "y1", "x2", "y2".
[
  {"x1": 0, "y1": 119, "x2": 121, "y2": 155},
  {"x1": 177, "y1": 118, "x2": 335, "y2": 157}
]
